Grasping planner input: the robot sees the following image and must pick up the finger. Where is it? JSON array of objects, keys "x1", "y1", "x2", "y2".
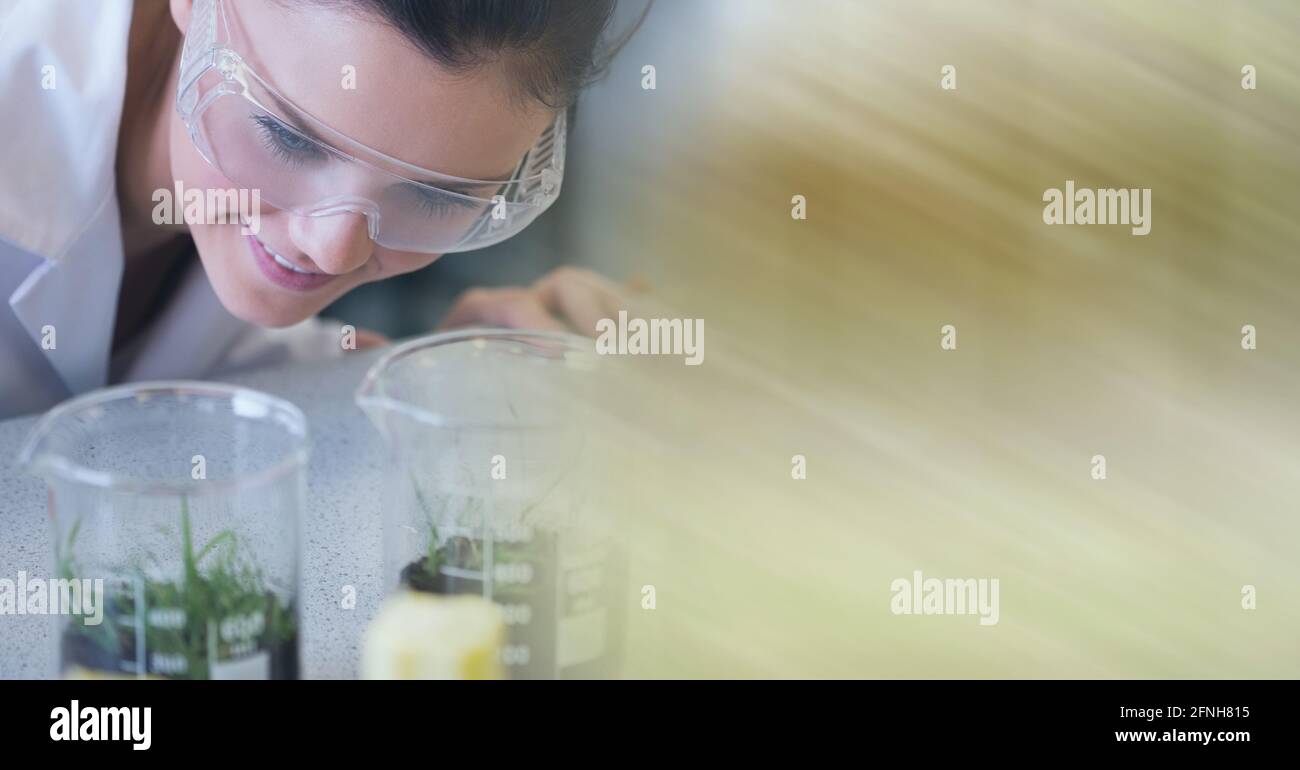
[
  {"x1": 352, "y1": 329, "x2": 390, "y2": 350},
  {"x1": 534, "y1": 267, "x2": 625, "y2": 337},
  {"x1": 624, "y1": 274, "x2": 652, "y2": 295},
  {"x1": 440, "y1": 288, "x2": 569, "y2": 333}
]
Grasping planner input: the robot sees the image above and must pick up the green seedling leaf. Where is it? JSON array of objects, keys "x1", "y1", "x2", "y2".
[{"x1": 196, "y1": 529, "x2": 237, "y2": 565}]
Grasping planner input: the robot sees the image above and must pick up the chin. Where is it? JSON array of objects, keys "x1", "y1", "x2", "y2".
[
  {"x1": 217, "y1": 287, "x2": 313, "y2": 329},
  {"x1": 205, "y1": 265, "x2": 317, "y2": 328}
]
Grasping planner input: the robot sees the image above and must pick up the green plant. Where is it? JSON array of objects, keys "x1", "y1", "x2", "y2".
[
  {"x1": 60, "y1": 496, "x2": 295, "y2": 679},
  {"x1": 403, "y1": 475, "x2": 544, "y2": 594}
]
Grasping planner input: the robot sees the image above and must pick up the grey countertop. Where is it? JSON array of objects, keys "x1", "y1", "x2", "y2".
[{"x1": 0, "y1": 349, "x2": 391, "y2": 679}]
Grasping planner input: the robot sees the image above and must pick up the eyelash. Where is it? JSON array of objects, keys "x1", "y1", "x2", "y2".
[
  {"x1": 253, "y1": 114, "x2": 327, "y2": 167},
  {"x1": 405, "y1": 185, "x2": 478, "y2": 216}
]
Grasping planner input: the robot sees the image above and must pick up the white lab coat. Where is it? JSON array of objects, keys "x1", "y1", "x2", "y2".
[{"x1": 0, "y1": 0, "x2": 343, "y2": 420}]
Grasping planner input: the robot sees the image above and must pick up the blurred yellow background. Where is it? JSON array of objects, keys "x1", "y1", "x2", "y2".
[{"x1": 572, "y1": 0, "x2": 1300, "y2": 677}]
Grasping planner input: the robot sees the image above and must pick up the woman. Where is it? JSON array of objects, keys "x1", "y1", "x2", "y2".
[{"x1": 0, "y1": 0, "x2": 632, "y2": 418}]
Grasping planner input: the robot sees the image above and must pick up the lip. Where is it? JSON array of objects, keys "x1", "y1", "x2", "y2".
[{"x1": 246, "y1": 235, "x2": 336, "y2": 292}]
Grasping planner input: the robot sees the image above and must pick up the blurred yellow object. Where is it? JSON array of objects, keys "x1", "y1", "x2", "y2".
[
  {"x1": 63, "y1": 666, "x2": 161, "y2": 680},
  {"x1": 361, "y1": 592, "x2": 504, "y2": 680}
]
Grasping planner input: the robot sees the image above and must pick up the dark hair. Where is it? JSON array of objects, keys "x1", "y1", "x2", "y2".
[{"x1": 332, "y1": 0, "x2": 644, "y2": 109}]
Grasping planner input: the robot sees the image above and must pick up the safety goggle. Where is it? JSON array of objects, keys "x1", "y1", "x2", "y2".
[{"x1": 176, "y1": 0, "x2": 565, "y2": 254}]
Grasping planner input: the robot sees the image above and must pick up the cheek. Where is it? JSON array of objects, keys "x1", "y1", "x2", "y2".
[
  {"x1": 168, "y1": 108, "x2": 231, "y2": 193},
  {"x1": 168, "y1": 111, "x2": 242, "y2": 252}
]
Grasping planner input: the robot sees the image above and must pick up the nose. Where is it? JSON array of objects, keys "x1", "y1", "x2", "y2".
[{"x1": 287, "y1": 211, "x2": 374, "y2": 275}]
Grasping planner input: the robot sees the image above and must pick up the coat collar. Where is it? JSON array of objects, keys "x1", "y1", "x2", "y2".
[{"x1": 1, "y1": 0, "x2": 135, "y2": 393}]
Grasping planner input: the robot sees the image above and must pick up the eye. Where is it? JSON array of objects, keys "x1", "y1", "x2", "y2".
[{"x1": 252, "y1": 114, "x2": 327, "y2": 167}]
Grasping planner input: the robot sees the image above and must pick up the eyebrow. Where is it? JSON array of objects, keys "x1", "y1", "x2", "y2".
[{"x1": 260, "y1": 91, "x2": 517, "y2": 192}]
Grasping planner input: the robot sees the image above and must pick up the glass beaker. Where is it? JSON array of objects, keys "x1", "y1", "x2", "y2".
[
  {"x1": 16, "y1": 382, "x2": 306, "y2": 679},
  {"x1": 356, "y1": 329, "x2": 621, "y2": 679}
]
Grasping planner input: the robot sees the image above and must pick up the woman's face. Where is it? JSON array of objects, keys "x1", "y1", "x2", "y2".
[{"x1": 167, "y1": 0, "x2": 556, "y2": 328}]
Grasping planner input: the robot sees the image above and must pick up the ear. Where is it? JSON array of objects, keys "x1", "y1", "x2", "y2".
[{"x1": 169, "y1": 0, "x2": 193, "y2": 34}]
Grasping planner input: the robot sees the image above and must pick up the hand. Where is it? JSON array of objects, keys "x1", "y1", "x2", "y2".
[
  {"x1": 439, "y1": 266, "x2": 628, "y2": 337},
  {"x1": 351, "y1": 328, "x2": 390, "y2": 350}
]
